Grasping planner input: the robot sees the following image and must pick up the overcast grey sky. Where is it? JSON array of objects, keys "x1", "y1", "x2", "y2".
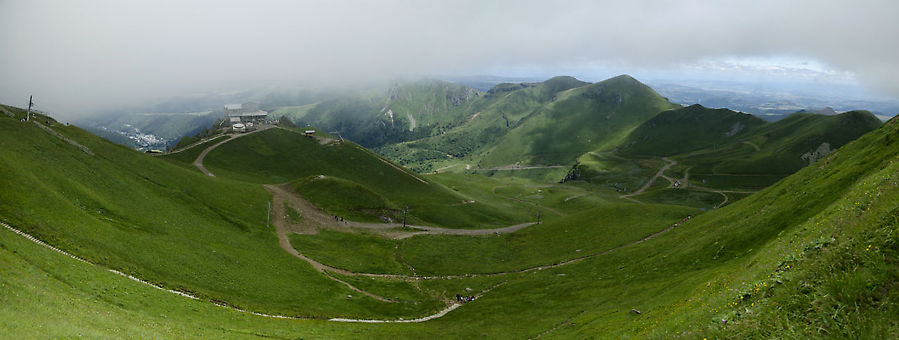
[{"x1": 1, "y1": 0, "x2": 897, "y2": 119}]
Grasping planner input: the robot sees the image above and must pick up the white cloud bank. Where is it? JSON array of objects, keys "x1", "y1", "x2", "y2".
[{"x1": 1, "y1": 0, "x2": 897, "y2": 118}]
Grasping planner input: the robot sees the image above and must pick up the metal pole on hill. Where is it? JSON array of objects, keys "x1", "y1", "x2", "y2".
[
  {"x1": 402, "y1": 206, "x2": 408, "y2": 229},
  {"x1": 266, "y1": 201, "x2": 271, "y2": 228},
  {"x1": 25, "y1": 95, "x2": 33, "y2": 122}
]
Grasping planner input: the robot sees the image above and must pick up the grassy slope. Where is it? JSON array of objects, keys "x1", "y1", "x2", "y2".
[
  {"x1": 284, "y1": 79, "x2": 483, "y2": 148},
  {"x1": 576, "y1": 106, "x2": 882, "y2": 193},
  {"x1": 0, "y1": 107, "x2": 438, "y2": 319},
  {"x1": 399, "y1": 202, "x2": 696, "y2": 275},
  {"x1": 160, "y1": 134, "x2": 229, "y2": 167},
  {"x1": 0, "y1": 101, "x2": 896, "y2": 338},
  {"x1": 376, "y1": 76, "x2": 601, "y2": 172},
  {"x1": 558, "y1": 116, "x2": 899, "y2": 337},
  {"x1": 288, "y1": 115, "x2": 899, "y2": 337},
  {"x1": 478, "y1": 75, "x2": 680, "y2": 167},
  {"x1": 664, "y1": 109, "x2": 880, "y2": 171},
  {"x1": 619, "y1": 104, "x2": 768, "y2": 156},
  {"x1": 203, "y1": 127, "x2": 531, "y2": 228}
]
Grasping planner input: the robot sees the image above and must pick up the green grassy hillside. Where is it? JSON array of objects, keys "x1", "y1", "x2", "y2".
[
  {"x1": 573, "y1": 105, "x2": 882, "y2": 194},
  {"x1": 619, "y1": 104, "x2": 768, "y2": 156},
  {"x1": 201, "y1": 127, "x2": 532, "y2": 228},
  {"x1": 375, "y1": 75, "x2": 674, "y2": 173},
  {"x1": 477, "y1": 75, "x2": 679, "y2": 167},
  {"x1": 271, "y1": 79, "x2": 483, "y2": 148},
  {"x1": 0, "y1": 106, "x2": 441, "y2": 319},
  {"x1": 1, "y1": 100, "x2": 897, "y2": 338}
]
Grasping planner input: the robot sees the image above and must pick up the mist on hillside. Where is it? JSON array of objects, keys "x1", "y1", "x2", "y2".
[{"x1": 1, "y1": 0, "x2": 898, "y2": 120}]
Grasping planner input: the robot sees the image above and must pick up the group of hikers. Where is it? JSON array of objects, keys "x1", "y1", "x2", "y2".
[
  {"x1": 333, "y1": 215, "x2": 348, "y2": 224},
  {"x1": 455, "y1": 294, "x2": 476, "y2": 303},
  {"x1": 672, "y1": 215, "x2": 693, "y2": 227}
]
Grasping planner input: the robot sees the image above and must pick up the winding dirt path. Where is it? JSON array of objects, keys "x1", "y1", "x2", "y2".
[
  {"x1": 620, "y1": 157, "x2": 676, "y2": 201},
  {"x1": 267, "y1": 184, "x2": 690, "y2": 280},
  {"x1": 686, "y1": 184, "x2": 757, "y2": 209},
  {"x1": 612, "y1": 156, "x2": 757, "y2": 208},
  {"x1": 160, "y1": 134, "x2": 227, "y2": 156},
  {"x1": 266, "y1": 184, "x2": 537, "y2": 240},
  {"x1": 0, "y1": 220, "x2": 462, "y2": 322},
  {"x1": 2, "y1": 201, "x2": 691, "y2": 324},
  {"x1": 474, "y1": 164, "x2": 567, "y2": 171},
  {"x1": 563, "y1": 194, "x2": 589, "y2": 202},
  {"x1": 192, "y1": 125, "x2": 274, "y2": 177}
]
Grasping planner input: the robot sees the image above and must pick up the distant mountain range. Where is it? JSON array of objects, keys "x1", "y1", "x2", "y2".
[
  {"x1": 649, "y1": 82, "x2": 899, "y2": 121},
  {"x1": 265, "y1": 75, "x2": 879, "y2": 186}
]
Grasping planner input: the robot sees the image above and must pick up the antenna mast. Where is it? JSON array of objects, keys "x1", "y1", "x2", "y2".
[{"x1": 26, "y1": 95, "x2": 33, "y2": 122}]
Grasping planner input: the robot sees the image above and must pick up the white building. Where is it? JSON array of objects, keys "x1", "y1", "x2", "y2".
[{"x1": 224, "y1": 104, "x2": 267, "y2": 125}]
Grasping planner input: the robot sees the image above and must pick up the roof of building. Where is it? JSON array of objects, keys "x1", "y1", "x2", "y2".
[
  {"x1": 304, "y1": 130, "x2": 316, "y2": 133},
  {"x1": 227, "y1": 110, "x2": 268, "y2": 117},
  {"x1": 224, "y1": 104, "x2": 242, "y2": 110}
]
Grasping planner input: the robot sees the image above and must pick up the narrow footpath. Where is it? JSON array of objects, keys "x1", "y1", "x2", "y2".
[
  {"x1": 193, "y1": 125, "x2": 273, "y2": 176},
  {"x1": 620, "y1": 157, "x2": 676, "y2": 202}
]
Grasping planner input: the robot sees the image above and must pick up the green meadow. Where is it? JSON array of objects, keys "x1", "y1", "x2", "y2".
[{"x1": 1, "y1": 71, "x2": 896, "y2": 340}]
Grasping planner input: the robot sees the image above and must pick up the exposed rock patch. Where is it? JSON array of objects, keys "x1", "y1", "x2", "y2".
[
  {"x1": 801, "y1": 142, "x2": 832, "y2": 165},
  {"x1": 725, "y1": 122, "x2": 745, "y2": 137}
]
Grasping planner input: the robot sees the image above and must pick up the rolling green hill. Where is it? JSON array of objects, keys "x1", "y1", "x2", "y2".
[
  {"x1": 270, "y1": 79, "x2": 483, "y2": 148},
  {"x1": 0, "y1": 105, "x2": 443, "y2": 319},
  {"x1": 572, "y1": 105, "x2": 882, "y2": 193},
  {"x1": 375, "y1": 75, "x2": 675, "y2": 174},
  {"x1": 619, "y1": 104, "x2": 768, "y2": 156},
  {"x1": 265, "y1": 75, "x2": 679, "y2": 177},
  {"x1": 1, "y1": 98, "x2": 897, "y2": 339},
  {"x1": 476, "y1": 75, "x2": 679, "y2": 167},
  {"x1": 199, "y1": 127, "x2": 533, "y2": 228}
]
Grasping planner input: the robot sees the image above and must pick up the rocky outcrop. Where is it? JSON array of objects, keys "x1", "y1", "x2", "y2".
[{"x1": 801, "y1": 142, "x2": 831, "y2": 165}]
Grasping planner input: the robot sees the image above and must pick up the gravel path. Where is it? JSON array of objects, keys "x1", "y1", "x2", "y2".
[
  {"x1": 267, "y1": 184, "x2": 689, "y2": 280},
  {"x1": 2, "y1": 203, "x2": 690, "y2": 324},
  {"x1": 265, "y1": 184, "x2": 538, "y2": 240},
  {"x1": 620, "y1": 157, "x2": 676, "y2": 201},
  {"x1": 192, "y1": 126, "x2": 273, "y2": 176}
]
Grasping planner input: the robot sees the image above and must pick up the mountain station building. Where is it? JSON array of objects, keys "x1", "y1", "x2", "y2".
[{"x1": 224, "y1": 104, "x2": 268, "y2": 125}]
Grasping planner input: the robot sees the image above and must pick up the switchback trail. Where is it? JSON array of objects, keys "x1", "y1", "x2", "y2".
[
  {"x1": 1, "y1": 204, "x2": 691, "y2": 324},
  {"x1": 265, "y1": 184, "x2": 537, "y2": 240},
  {"x1": 620, "y1": 157, "x2": 676, "y2": 202},
  {"x1": 687, "y1": 184, "x2": 757, "y2": 209},
  {"x1": 267, "y1": 184, "x2": 690, "y2": 281},
  {"x1": 613, "y1": 156, "x2": 757, "y2": 207}
]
